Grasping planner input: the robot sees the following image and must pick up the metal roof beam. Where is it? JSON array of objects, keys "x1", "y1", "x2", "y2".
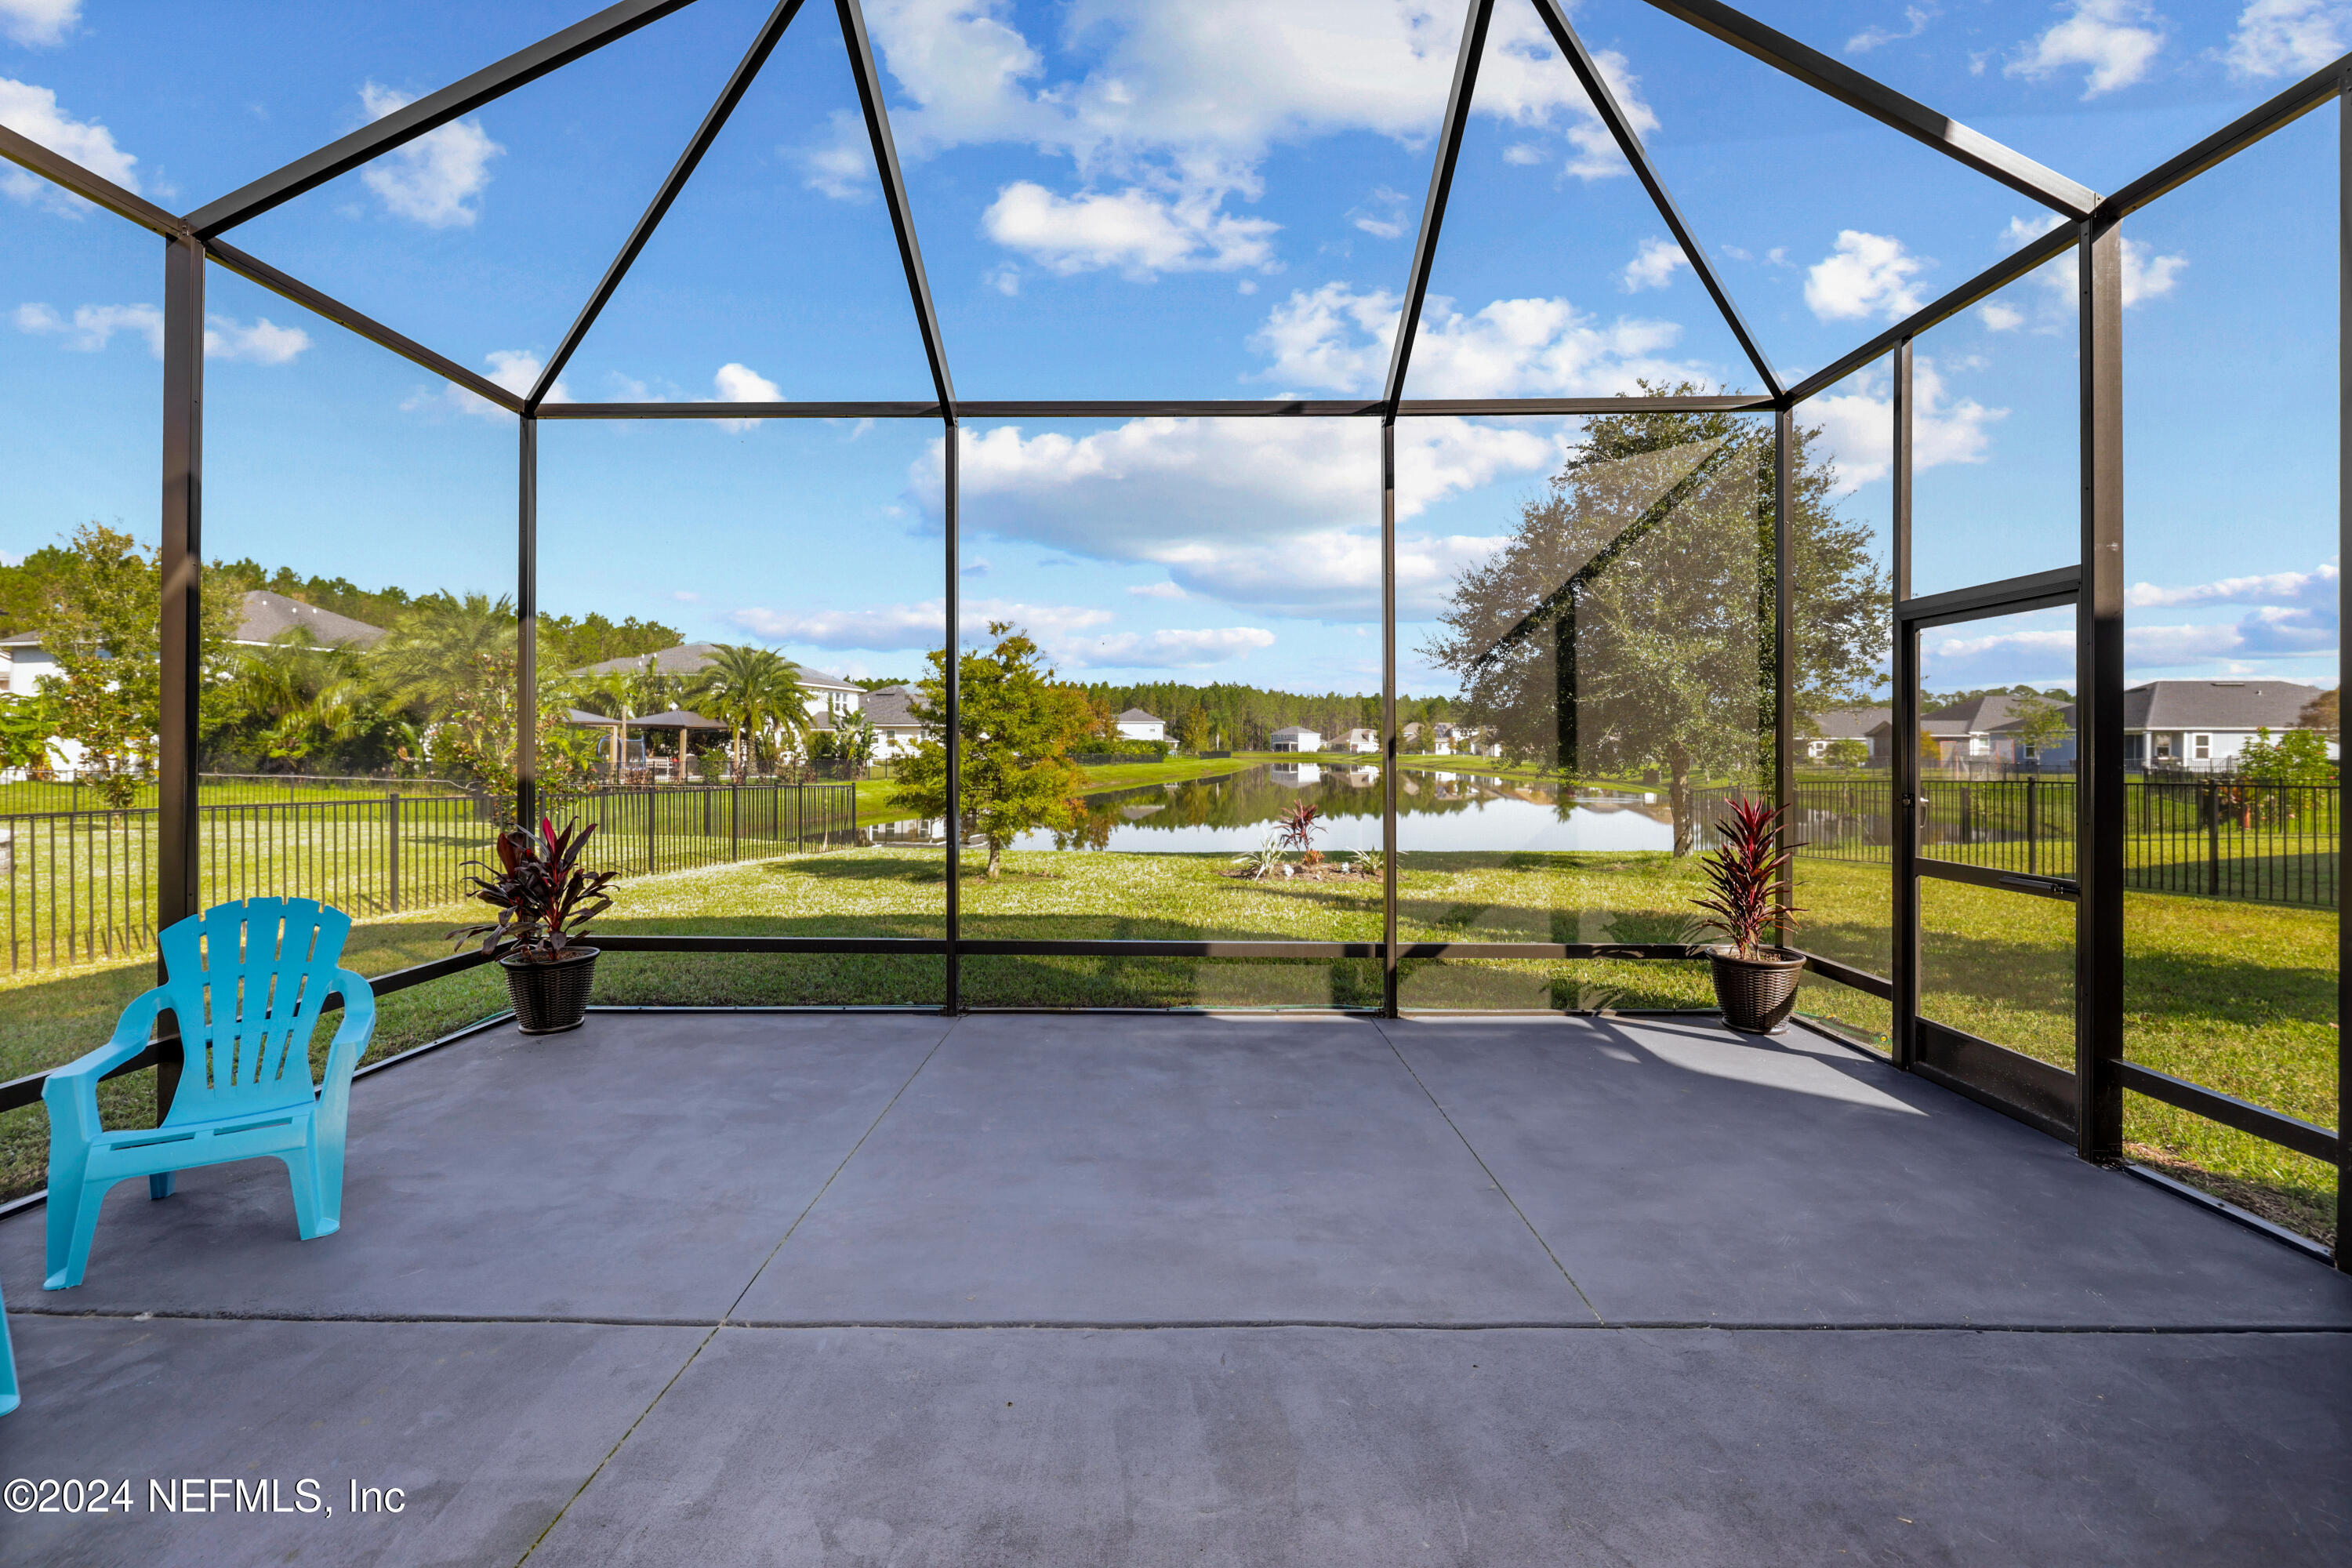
[
  {"x1": 1384, "y1": 0, "x2": 1494, "y2": 410},
  {"x1": 186, "y1": 0, "x2": 702, "y2": 237}
]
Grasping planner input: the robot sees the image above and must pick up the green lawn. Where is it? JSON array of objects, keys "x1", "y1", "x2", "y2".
[{"x1": 0, "y1": 844, "x2": 2334, "y2": 1244}]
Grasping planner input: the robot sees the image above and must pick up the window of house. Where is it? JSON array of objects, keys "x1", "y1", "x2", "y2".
[{"x1": 2194, "y1": 735, "x2": 2210, "y2": 759}]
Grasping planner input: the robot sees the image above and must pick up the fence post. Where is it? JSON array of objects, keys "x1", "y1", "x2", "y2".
[
  {"x1": 2027, "y1": 774, "x2": 2038, "y2": 877},
  {"x1": 731, "y1": 782, "x2": 740, "y2": 863},
  {"x1": 387, "y1": 793, "x2": 401, "y2": 913},
  {"x1": 644, "y1": 788, "x2": 655, "y2": 877},
  {"x1": 2206, "y1": 780, "x2": 2222, "y2": 897}
]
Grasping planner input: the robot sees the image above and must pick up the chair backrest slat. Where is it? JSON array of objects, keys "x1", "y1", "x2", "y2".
[{"x1": 157, "y1": 898, "x2": 350, "y2": 1125}]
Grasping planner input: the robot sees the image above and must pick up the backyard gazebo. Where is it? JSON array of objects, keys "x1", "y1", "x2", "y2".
[{"x1": 1, "y1": 1, "x2": 2347, "y2": 1562}]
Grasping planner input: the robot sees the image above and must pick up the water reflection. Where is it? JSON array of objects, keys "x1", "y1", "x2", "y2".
[{"x1": 993, "y1": 763, "x2": 1675, "y2": 853}]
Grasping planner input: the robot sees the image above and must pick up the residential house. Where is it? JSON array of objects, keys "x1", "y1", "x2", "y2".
[
  {"x1": 1115, "y1": 707, "x2": 1165, "y2": 742},
  {"x1": 859, "y1": 684, "x2": 926, "y2": 759},
  {"x1": 1802, "y1": 706, "x2": 1891, "y2": 764},
  {"x1": 229, "y1": 590, "x2": 387, "y2": 650},
  {"x1": 1269, "y1": 725, "x2": 1321, "y2": 753},
  {"x1": 2122, "y1": 680, "x2": 2336, "y2": 771},
  {"x1": 1338, "y1": 727, "x2": 1381, "y2": 754},
  {"x1": 1867, "y1": 692, "x2": 2078, "y2": 772},
  {"x1": 569, "y1": 642, "x2": 866, "y2": 736},
  {"x1": 2, "y1": 590, "x2": 389, "y2": 779}
]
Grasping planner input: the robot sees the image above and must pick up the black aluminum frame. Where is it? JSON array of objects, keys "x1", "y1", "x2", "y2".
[{"x1": 2, "y1": 2, "x2": 2343, "y2": 1266}]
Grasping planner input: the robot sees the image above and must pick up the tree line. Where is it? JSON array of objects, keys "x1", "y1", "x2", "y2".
[{"x1": 1073, "y1": 681, "x2": 1456, "y2": 753}]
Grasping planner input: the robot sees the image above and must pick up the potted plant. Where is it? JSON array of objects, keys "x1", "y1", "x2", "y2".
[
  {"x1": 1690, "y1": 797, "x2": 1806, "y2": 1035},
  {"x1": 452, "y1": 817, "x2": 618, "y2": 1036}
]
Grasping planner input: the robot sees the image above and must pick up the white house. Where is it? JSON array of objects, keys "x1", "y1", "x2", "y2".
[
  {"x1": 2122, "y1": 680, "x2": 2336, "y2": 771},
  {"x1": 1269, "y1": 725, "x2": 1321, "y2": 753},
  {"x1": 1337, "y1": 727, "x2": 1381, "y2": 754},
  {"x1": 1115, "y1": 707, "x2": 1165, "y2": 742},
  {"x1": 1868, "y1": 692, "x2": 2078, "y2": 771}
]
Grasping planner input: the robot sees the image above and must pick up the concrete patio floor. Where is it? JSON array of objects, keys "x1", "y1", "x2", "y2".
[{"x1": 2, "y1": 1009, "x2": 2347, "y2": 1566}]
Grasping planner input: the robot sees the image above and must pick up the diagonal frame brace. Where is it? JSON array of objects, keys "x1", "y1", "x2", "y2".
[
  {"x1": 186, "y1": 0, "x2": 704, "y2": 238},
  {"x1": 1530, "y1": 0, "x2": 1780, "y2": 400},
  {"x1": 1385, "y1": 0, "x2": 1495, "y2": 409},
  {"x1": 837, "y1": 0, "x2": 956, "y2": 412},
  {"x1": 1637, "y1": 0, "x2": 2096, "y2": 217},
  {"x1": 529, "y1": 0, "x2": 815, "y2": 412}
]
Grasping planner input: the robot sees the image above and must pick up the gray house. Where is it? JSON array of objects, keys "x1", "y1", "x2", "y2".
[{"x1": 2122, "y1": 680, "x2": 2333, "y2": 771}]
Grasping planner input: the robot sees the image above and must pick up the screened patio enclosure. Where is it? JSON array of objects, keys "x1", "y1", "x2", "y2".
[{"x1": 0, "y1": 0, "x2": 2343, "y2": 1266}]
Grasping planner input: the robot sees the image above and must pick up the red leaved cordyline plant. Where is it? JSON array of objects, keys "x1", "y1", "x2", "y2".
[
  {"x1": 1690, "y1": 797, "x2": 1804, "y2": 960},
  {"x1": 1276, "y1": 800, "x2": 1326, "y2": 866},
  {"x1": 450, "y1": 816, "x2": 619, "y2": 964}
]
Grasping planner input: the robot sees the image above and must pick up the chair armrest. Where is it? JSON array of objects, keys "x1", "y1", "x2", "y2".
[
  {"x1": 41, "y1": 986, "x2": 172, "y2": 1142},
  {"x1": 319, "y1": 970, "x2": 376, "y2": 1105}
]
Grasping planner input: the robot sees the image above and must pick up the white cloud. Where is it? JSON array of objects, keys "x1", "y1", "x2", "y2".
[
  {"x1": 2126, "y1": 561, "x2": 2337, "y2": 610},
  {"x1": 725, "y1": 595, "x2": 1269, "y2": 670},
  {"x1": 1247, "y1": 281, "x2": 1722, "y2": 398},
  {"x1": 1802, "y1": 360, "x2": 2005, "y2": 491},
  {"x1": 708, "y1": 361, "x2": 781, "y2": 433},
  {"x1": 1848, "y1": 5, "x2": 1934, "y2": 53},
  {"x1": 403, "y1": 348, "x2": 569, "y2": 420},
  {"x1": 19, "y1": 300, "x2": 312, "y2": 365},
  {"x1": 1620, "y1": 237, "x2": 1688, "y2": 293},
  {"x1": 833, "y1": 2, "x2": 1657, "y2": 280},
  {"x1": 0, "y1": 0, "x2": 78, "y2": 47},
  {"x1": 1129, "y1": 581, "x2": 1188, "y2": 598},
  {"x1": 1804, "y1": 230, "x2": 1931, "y2": 322},
  {"x1": 1069, "y1": 626, "x2": 1277, "y2": 668},
  {"x1": 1998, "y1": 213, "x2": 2187, "y2": 320},
  {"x1": 800, "y1": 109, "x2": 874, "y2": 201},
  {"x1": 1979, "y1": 300, "x2": 2027, "y2": 332},
  {"x1": 1349, "y1": 184, "x2": 1408, "y2": 240},
  {"x1": 2224, "y1": 0, "x2": 2348, "y2": 79},
  {"x1": 1935, "y1": 561, "x2": 2343, "y2": 681},
  {"x1": 0, "y1": 78, "x2": 139, "y2": 212},
  {"x1": 357, "y1": 82, "x2": 503, "y2": 228},
  {"x1": 895, "y1": 415, "x2": 1559, "y2": 620},
  {"x1": 2005, "y1": 1, "x2": 2167, "y2": 98},
  {"x1": 203, "y1": 314, "x2": 310, "y2": 365},
  {"x1": 14, "y1": 299, "x2": 162, "y2": 355},
  {"x1": 982, "y1": 180, "x2": 1278, "y2": 277}
]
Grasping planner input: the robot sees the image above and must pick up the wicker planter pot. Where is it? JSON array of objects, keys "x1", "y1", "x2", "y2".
[
  {"x1": 1707, "y1": 946, "x2": 1805, "y2": 1035},
  {"x1": 501, "y1": 947, "x2": 599, "y2": 1035}
]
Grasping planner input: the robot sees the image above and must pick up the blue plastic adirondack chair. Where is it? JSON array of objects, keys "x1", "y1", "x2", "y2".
[{"x1": 42, "y1": 898, "x2": 375, "y2": 1290}]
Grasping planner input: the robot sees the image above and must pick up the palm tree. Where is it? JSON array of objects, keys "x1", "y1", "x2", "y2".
[
  {"x1": 373, "y1": 593, "x2": 517, "y2": 718},
  {"x1": 227, "y1": 630, "x2": 379, "y2": 770},
  {"x1": 684, "y1": 645, "x2": 808, "y2": 779}
]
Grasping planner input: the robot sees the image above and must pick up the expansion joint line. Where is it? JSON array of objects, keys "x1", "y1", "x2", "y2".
[
  {"x1": 1373, "y1": 1019, "x2": 1606, "y2": 1324},
  {"x1": 513, "y1": 1018, "x2": 953, "y2": 1563}
]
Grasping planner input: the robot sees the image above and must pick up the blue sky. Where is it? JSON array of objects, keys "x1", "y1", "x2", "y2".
[{"x1": 1, "y1": 0, "x2": 2339, "y2": 706}]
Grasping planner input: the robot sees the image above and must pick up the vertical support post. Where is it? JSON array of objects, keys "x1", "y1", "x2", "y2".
[
  {"x1": 2336, "y1": 79, "x2": 2349, "y2": 1270},
  {"x1": 517, "y1": 417, "x2": 539, "y2": 828},
  {"x1": 943, "y1": 418, "x2": 961, "y2": 1015},
  {"x1": 1773, "y1": 405, "x2": 1795, "y2": 941},
  {"x1": 1381, "y1": 416, "x2": 1400, "y2": 1018},
  {"x1": 2077, "y1": 216, "x2": 2127, "y2": 1164},
  {"x1": 157, "y1": 230, "x2": 203, "y2": 1124},
  {"x1": 1890, "y1": 339, "x2": 1918, "y2": 1073},
  {"x1": 387, "y1": 793, "x2": 401, "y2": 913}
]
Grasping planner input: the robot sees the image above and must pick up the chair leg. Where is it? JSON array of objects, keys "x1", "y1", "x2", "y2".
[
  {"x1": 281, "y1": 1145, "x2": 336, "y2": 1241},
  {"x1": 43, "y1": 1178, "x2": 112, "y2": 1290},
  {"x1": 149, "y1": 1172, "x2": 174, "y2": 1200}
]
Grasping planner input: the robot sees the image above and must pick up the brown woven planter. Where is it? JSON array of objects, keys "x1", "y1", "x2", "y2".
[
  {"x1": 502, "y1": 947, "x2": 599, "y2": 1035},
  {"x1": 1708, "y1": 946, "x2": 1805, "y2": 1035}
]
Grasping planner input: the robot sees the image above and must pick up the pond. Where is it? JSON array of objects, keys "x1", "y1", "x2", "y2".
[{"x1": 995, "y1": 763, "x2": 1677, "y2": 854}]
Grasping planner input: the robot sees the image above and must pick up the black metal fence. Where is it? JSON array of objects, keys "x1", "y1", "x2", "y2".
[
  {"x1": 1784, "y1": 775, "x2": 2337, "y2": 909},
  {"x1": 0, "y1": 782, "x2": 856, "y2": 974}
]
